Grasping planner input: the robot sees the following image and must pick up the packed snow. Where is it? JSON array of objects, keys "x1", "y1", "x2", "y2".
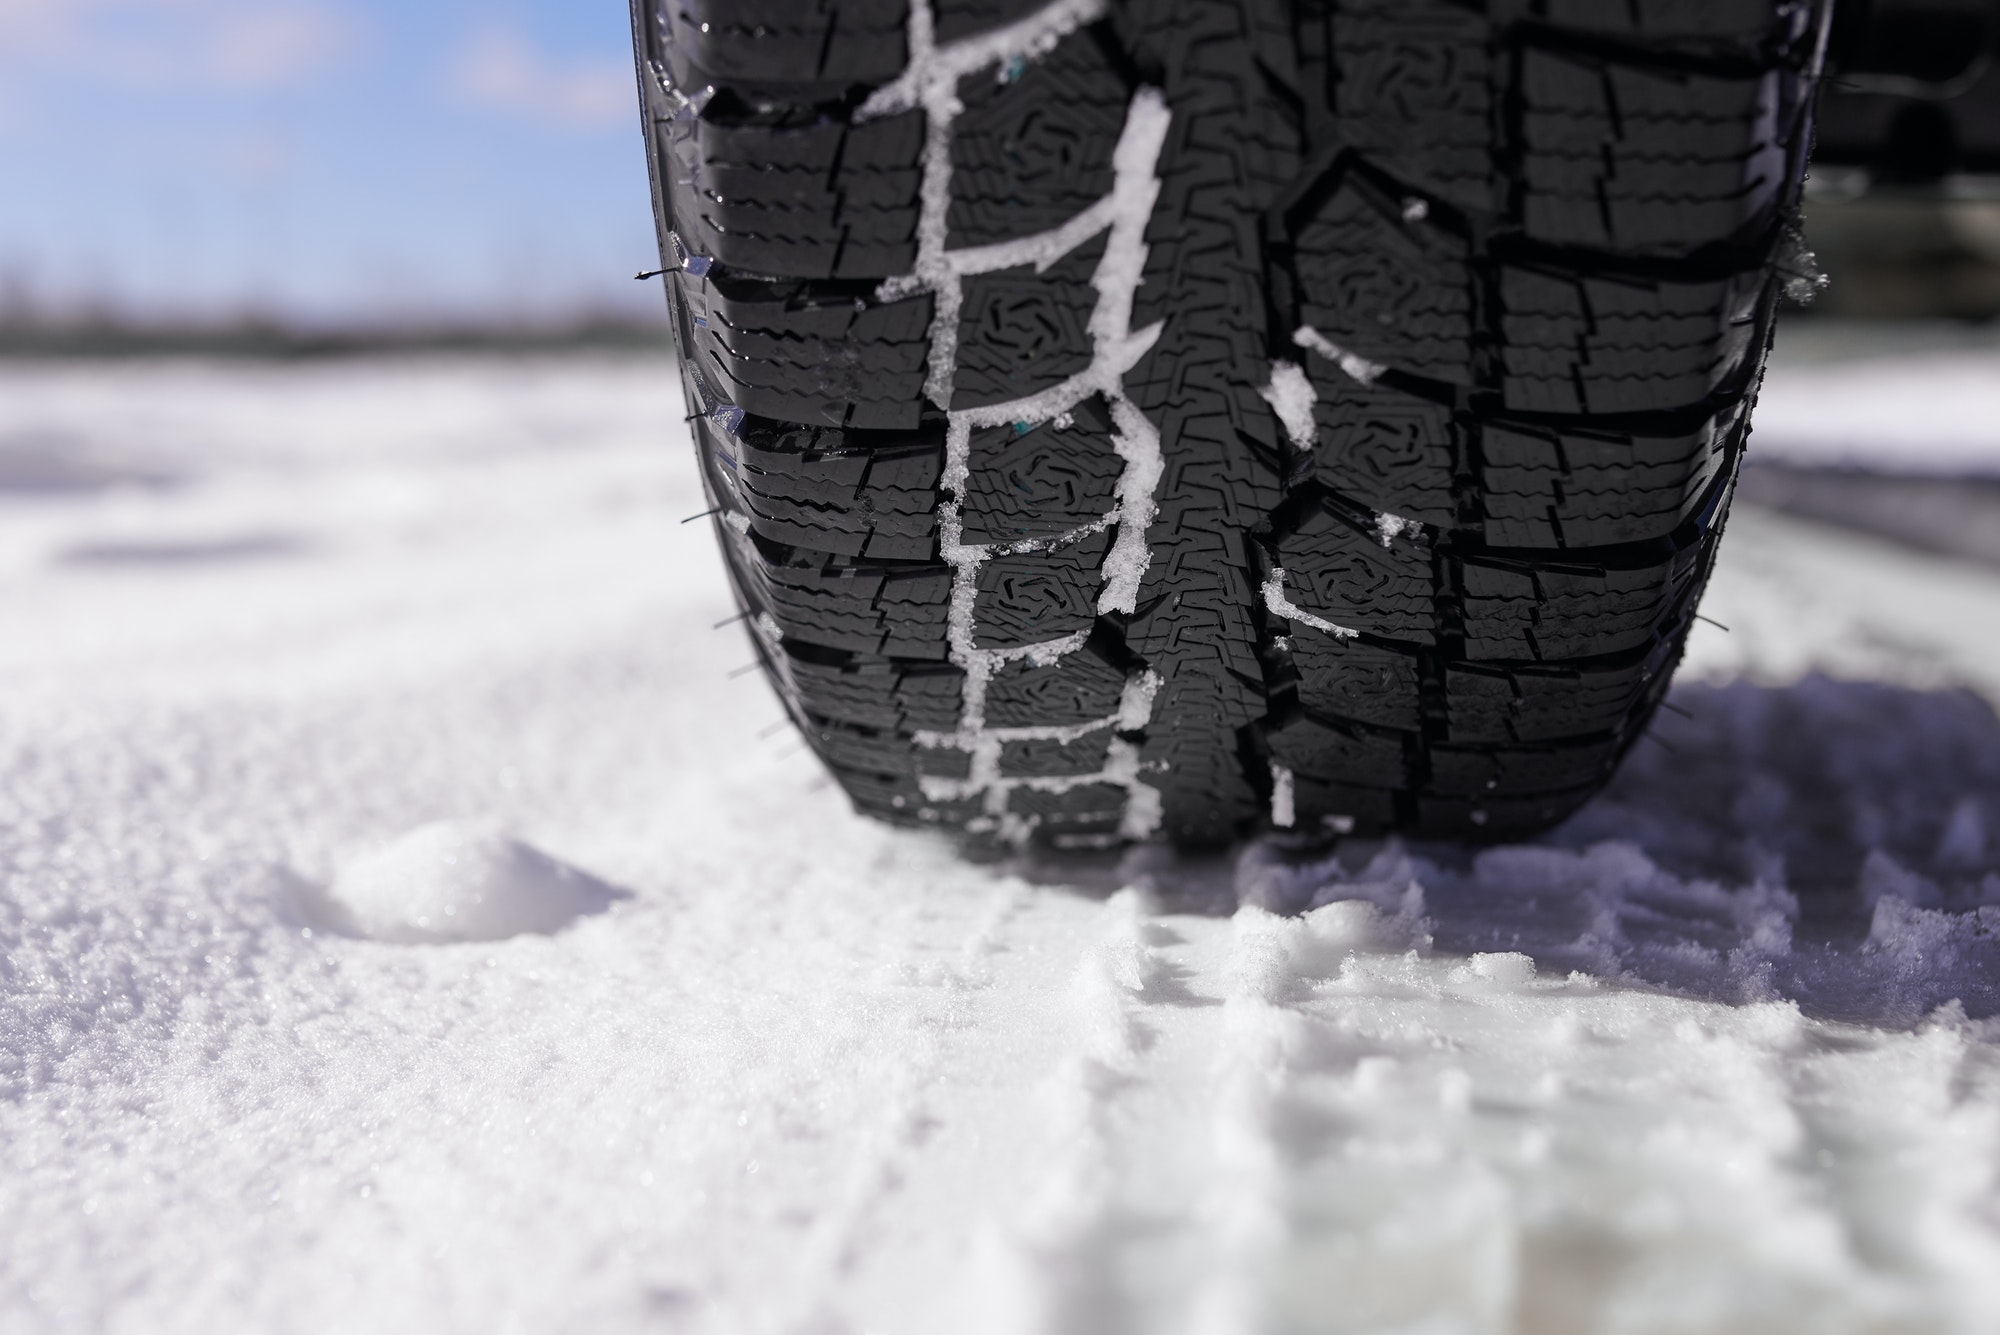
[{"x1": 3, "y1": 339, "x2": 2000, "y2": 1333}]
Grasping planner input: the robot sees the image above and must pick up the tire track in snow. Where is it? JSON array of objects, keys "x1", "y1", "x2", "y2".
[
  {"x1": 1778, "y1": 1011, "x2": 2000, "y2": 1327},
  {"x1": 1152, "y1": 848, "x2": 2000, "y2": 1334},
  {"x1": 1188, "y1": 907, "x2": 1310, "y2": 1335},
  {"x1": 775, "y1": 875, "x2": 1033, "y2": 1335},
  {"x1": 1187, "y1": 896, "x2": 1434, "y2": 1335},
  {"x1": 969, "y1": 887, "x2": 1172, "y2": 1335}
]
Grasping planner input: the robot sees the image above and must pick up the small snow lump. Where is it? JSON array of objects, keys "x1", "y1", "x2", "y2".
[{"x1": 326, "y1": 818, "x2": 618, "y2": 944}]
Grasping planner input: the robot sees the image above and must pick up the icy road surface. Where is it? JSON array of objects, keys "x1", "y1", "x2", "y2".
[{"x1": 4, "y1": 349, "x2": 2000, "y2": 1334}]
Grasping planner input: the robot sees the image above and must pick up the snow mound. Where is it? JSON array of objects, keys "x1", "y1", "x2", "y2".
[{"x1": 323, "y1": 819, "x2": 620, "y2": 943}]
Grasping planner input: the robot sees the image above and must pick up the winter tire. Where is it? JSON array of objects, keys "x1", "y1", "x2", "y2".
[{"x1": 629, "y1": 0, "x2": 1834, "y2": 850}]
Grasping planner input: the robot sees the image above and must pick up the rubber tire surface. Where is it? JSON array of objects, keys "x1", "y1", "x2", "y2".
[{"x1": 630, "y1": 0, "x2": 1831, "y2": 850}]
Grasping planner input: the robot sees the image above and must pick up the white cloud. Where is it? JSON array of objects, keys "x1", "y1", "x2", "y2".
[
  {"x1": 202, "y1": 5, "x2": 359, "y2": 90},
  {"x1": 449, "y1": 28, "x2": 631, "y2": 132},
  {"x1": 0, "y1": 0, "x2": 77, "y2": 49},
  {"x1": 1, "y1": 0, "x2": 363, "y2": 93}
]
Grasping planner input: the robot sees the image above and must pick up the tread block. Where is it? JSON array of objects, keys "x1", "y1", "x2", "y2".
[
  {"x1": 917, "y1": 746, "x2": 975, "y2": 781},
  {"x1": 1266, "y1": 712, "x2": 1411, "y2": 789},
  {"x1": 1272, "y1": 503, "x2": 1434, "y2": 645},
  {"x1": 936, "y1": 0, "x2": 1050, "y2": 42},
  {"x1": 1291, "y1": 178, "x2": 1473, "y2": 384},
  {"x1": 960, "y1": 397, "x2": 1123, "y2": 543},
  {"x1": 1520, "y1": 48, "x2": 1786, "y2": 254},
  {"x1": 1444, "y1": 657, "x2": 1666, "y2": 744},
  {"x1": 685, "y1": 274, "x2": 933, "y2": 429},
  {"x1": 841, "y1": 768, "x2": 985, "y2": 827},
  {"x1": 949, "y1": 29, "x2": 1129, "y2": 248},
  {"x1": 777, "y1": 656, "x2": 964, "y2": 732},
  {"x1": 1458, "y1": 544, "x2": 1704, "y2": 661},
  {"x1": 1477, "y1": 406, "x2": 1736, "y2": 548},
  {"x1": 1429, "y1": 737, "x2": 1622, "y2": 798},
  {"x1": 1302, "y1": 366, "x2": 1459, "y2": 526},
  {"x1": 1330, "y1": 0, "x2": 1497, "y2": 215},
  {"x1": 971, "y1": 530, "x2": 1114, "y2": 648},
  {"x1": 740, "y1": 549, "x2": 954, "y2": 659},
  {"x1": 998, "y1": 732, "x2": 1113, "y2": 777},
  {"x1": 894, "y1": 666, "x2": 969, "y2": 730},
  {"x1": 664, "y1": 109, "x2": 923, "y2": 280},
  {"x1": 1007, "y1": 782, "x2": 1127, "y2": 826},
  {"x1": 985, "y1": 650, "x2": 1127, "y2": 727},
  {"x1": 1498, "y1": 265, "x2": 1765, "y2": 414},
  {"x1": 1287, "y1": 634, "x2": 1423, "y2": 732},
  {"x1": 1289, "y1": 777, "x2": 1401, "y2": 833},
  {"x1": 1415, "y1": 786, "x2": 1597, "y2": 839},
  {"x1": 809, "y1": 715, "x2": 968, "y2": 781},
  {"x1": 1534, "y1": 0, "x2": 1800, "y2": 41},
  {"x1": 951, "y1": 233, "x2": 1106, "y2": 409},
  {"x1": 648, "y1": 0, "x2": 908, "y2": 97},
  {"x1": 716, "y1": 419, "x2": 942, "y2": 560}
]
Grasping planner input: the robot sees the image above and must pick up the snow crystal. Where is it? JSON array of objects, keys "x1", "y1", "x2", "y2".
[{"x1": 322, "y1": 818, "x2": 621, "y2": 943}]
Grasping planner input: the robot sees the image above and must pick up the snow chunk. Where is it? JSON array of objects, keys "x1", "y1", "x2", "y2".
[
  {"x1": 1257, "y1": 360, "x2": 1317, "y2": 453},
  {"x1": 1269, "y1": 763, "x2": 1295, "y2": 829},
  {"x1": 325, "y1": 819, "x2": 621, "y2": 943},
  {"x1": 1455, "y1": 952, "x2": 1536, "y2": 988},
  {"x1": 1095, "y1": 394, "x2": 1164, "y2": 616},
  {"x1": 1375, "y1": 512, "x2": 1420, "y2": 547},
  {"x1": 1114, "y1": 667, "x2": 1162, "y2": 732},
  {"x1": 1294, "y1": 325, "x2": 1387, "y2": 385},
  {"x1": 1261, "y1": 567, "x2": 1358, "y2": 638}
]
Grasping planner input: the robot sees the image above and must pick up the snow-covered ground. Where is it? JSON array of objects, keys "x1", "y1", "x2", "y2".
[
  {"x1": 1753, "y1": 321, "x2": 2000, "y2": 476},
  {"x1": 4, "y1": 341, "x2": 2000, "y2": 1334}
]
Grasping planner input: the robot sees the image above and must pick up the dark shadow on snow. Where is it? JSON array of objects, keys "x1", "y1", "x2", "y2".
[{"x1": 1015, "y1": 675, "x2": 2000, "y2": 1027}]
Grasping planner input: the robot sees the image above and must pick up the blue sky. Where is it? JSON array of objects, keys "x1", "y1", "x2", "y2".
[{"x1": 0, "y1": 0, "x2": 662, "y2": 326}]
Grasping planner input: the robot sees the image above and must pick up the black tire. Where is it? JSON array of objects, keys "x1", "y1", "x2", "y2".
[{"x1": 629, "y1": 0, "x2": 1831, "y2": 850}]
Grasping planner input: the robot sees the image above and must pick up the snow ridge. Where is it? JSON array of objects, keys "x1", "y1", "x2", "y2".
[{"x1": 883, "y1": 1, "x2": 1174, "y2": 845}]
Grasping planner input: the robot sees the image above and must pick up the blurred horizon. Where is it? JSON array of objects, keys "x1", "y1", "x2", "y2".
[{"x1": 0, "y1": 0, "x2": 665, "y2": 333}]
